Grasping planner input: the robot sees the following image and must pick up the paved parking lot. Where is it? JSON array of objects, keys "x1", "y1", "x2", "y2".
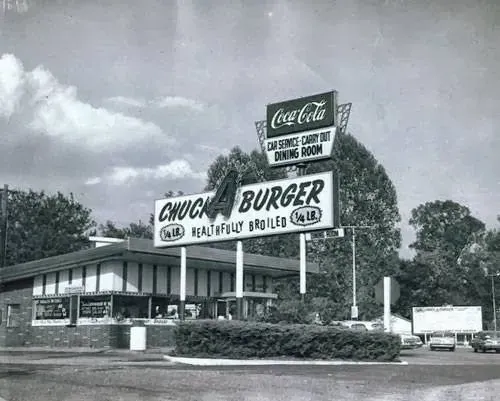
[
  {"x1": 1, "y1": 347, "x2": 500, "y2": 400},
  {"x1": 401, "y1": 346, "x2": 500, "y2": 365}
]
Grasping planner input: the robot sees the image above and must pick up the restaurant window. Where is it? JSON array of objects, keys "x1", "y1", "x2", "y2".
[
  {"x1": 79, "y1": 295, "x2": 111, "y2": 319},
  {"x1": 151, "y1": 297, "x2": 170, "y2": 318},
  {"x1": 185, "y1": 303, "x2": 202, "y2": 320},
  {"x1": 7, "y1": 304, "x2": 21, "y2": 327},
  {"x1": 113, "y1": 295, "x2": 149, "y2": 320},
  {"x1": 34, "y1": 298, "x2": 70, "y2": 320}
]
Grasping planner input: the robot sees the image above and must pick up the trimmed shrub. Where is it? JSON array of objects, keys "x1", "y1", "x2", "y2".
[{"x1": 174, "y1": 320, "x2": 400, "y2": 361}]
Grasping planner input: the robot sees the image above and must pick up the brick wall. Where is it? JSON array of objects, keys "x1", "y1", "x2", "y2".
[
  {"x1": 1, "y1": 278, "x2": 176, "y2": 348},
  {"x1": 0, "y1": 278, "x2": 34, "y2": 347}
]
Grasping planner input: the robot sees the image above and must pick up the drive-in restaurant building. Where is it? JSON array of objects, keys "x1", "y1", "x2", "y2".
[{"x1": 0, "y1": 237, "x2": 318, "y2": 348}]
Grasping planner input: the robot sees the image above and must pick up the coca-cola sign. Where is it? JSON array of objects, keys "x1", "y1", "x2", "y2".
[{"x1": 266, "y1": 91, "x2": 337, "y2": 138}]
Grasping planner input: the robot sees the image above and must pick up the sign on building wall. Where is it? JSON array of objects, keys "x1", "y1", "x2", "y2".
[
  {"x1": 264, "y1": 91, "x2": 338, "y2": 167},
  {"x1": 412, "y1": 306, "x2": 483, "y2": 334},
  {"x1": 34, "y1": 298, "x2": 69, "y2": 320},
  {"x1": 154, "y1": 171, "x2": 337, "y2": 248}
]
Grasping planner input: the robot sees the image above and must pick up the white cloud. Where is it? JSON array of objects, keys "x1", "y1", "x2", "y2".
[
  {"x1": 0, "y1": 54, "x2": 25, "y2": 118},
  {"x1": 153, "y1": 96, "x2": 204, "y2": 112},
  {"x1": 97, "y1": 159, "x2": 206, "y2": 185},
  {"x1": 105, "y1": 96, "x2": 147, "y2": 108},
  {"x1": 85, "y1": 177, "x2": 102, "y2": 186},
  {"x1": 197, "y1": 144, "x2": 231, "y2": 155},
  {"x1": 0, "y1": 53, "x2": 172, "y2": 150}
]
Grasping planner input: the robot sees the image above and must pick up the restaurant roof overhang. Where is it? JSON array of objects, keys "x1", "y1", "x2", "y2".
[{"x1": 0, "y1": 238, "x2": 319, "y2": 283}]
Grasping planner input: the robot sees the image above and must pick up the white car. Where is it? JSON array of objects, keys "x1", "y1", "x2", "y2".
[
  {"x1": 400, "y1": 334, "x2": 423, "y2": 350},
  {"x1": 429, "y1": 331, "x2": 456, "y2": 351}
]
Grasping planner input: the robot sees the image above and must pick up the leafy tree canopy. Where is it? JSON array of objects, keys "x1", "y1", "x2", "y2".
[
  {"x1": 397, "y1": 200, "x2": 486, "y2": 310},
  {"x1": 98, "y1": 220, "x2": 153, "y2": 240},
  {"x1": 5, "y1": 189, "x2": 96, "y2": 266},
  {"x1": 305, "y1": 131, "x2": 402, "y2": 320}
]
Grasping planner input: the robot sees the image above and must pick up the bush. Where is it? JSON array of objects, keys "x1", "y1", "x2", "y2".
[
  {"x1": 257, "y1": 300, "x2": 312, "y2": 324},
  {"x1": 174, "y1": 320, "x2": 401, "y2": 361}
]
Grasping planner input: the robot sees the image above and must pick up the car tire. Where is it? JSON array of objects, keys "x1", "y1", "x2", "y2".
[
  {"x1": 430, "y1": 347, "x2": 434, "y2": 351},
  {"x1": 450, "y1": 347, "x2": 455, "y2": 352},
  {"x1": 481, "y1": 348, "x2": 486, "y2": 353},
  {"x1": 473, "y1": 348, "x2": 477, "y2": 353}
]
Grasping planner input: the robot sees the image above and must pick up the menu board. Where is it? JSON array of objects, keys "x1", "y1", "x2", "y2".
[
  {"x1": 79, "y1": 297, "x2": 111, "y2": 318},
  {"x1": 34, "y1": 298, "x2": 70, "y2": 320}
]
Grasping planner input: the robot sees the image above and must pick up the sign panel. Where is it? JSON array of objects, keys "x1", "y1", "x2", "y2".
[
  {"x1": 412, "y1": 306, "x2": 483, "y2": 334},
  {"x1": 64, "y1": 285, "x2": 84, "y2": 294},
  {"x1": 34, "y1": 298, "x2": 69, "y2": 320},
  {"x1": 374, "y1": 277, "x2": 400, "y2": 305},
  {"x1": 266, "y1": 91, "x2": 337, "y2": 138},
  {"x1": 79, "y1": 297, "x2": 111, "y2": 318},
  {"x1": 264, "y1": 125, "x2": 337, "y2": 167},
  {"x1": 154, "y1": 171, "x2": 336, "y2": 247}
]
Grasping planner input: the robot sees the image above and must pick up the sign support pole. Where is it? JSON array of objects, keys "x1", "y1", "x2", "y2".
[
  {"x1": 297, "y1": 164, "x2": 307, "y2": 303},
  {"x1": 179, "y1": 247, "x2": 187, "y2": 321},
  {"x1": 236, "y1": 240, "x2": 244, "y2": 319},
  {"x1": 0, "y1": 184, "x2": 8, "y2": 268},
  {"x1": 384, "y1": 276, "x2": 391, "y2": 333}
]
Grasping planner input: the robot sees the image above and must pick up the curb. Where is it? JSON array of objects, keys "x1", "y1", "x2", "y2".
[{"x1": 163, "y1": 355, "x2": 409, "y2": 366}]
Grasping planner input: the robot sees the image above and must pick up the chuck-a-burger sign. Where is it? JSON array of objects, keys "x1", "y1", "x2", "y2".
[
  {"x1": 154, "y1": 171, "x2": 337, "y2": 247},
  {"x1": 264, "y1": 91, "x2": 338, "y2": 167}
]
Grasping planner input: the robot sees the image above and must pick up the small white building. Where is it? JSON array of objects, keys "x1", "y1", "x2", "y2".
[{"x1": 374, "y1": 313, "x2": 412, "y2": 335}]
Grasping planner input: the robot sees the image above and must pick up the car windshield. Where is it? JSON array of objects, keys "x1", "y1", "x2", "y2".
[
  {"x1": 482, "y1": 331, "x2": 500, "y2": 339},
  {"x1": 431, "y1": 331, "x2": 454, "y2": 337}
]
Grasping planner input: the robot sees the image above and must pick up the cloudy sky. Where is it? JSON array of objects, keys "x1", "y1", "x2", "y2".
[{"x1": 0, "y1": 0, "x2": 498, "y2": 258}]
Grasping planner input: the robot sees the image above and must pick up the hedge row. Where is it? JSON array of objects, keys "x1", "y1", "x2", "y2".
[{"x1": 174, "y1": 320, "x2": 401, "y2": 361}]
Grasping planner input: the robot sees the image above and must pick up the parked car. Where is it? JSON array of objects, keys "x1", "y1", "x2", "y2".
[
  {"x1": 429, "y1": 331, "x2": 456, "y2": 351},
  {"x1": 471, "y1": 331, "x2": 500, "y2": 353},
  {"x1": 400, "y1": 334, "x2": 423, "y2": 350}
]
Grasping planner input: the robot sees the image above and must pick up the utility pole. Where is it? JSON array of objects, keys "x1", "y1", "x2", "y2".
[
  {"x1": 0, "y1": 184, "x2": 8, "y2": 268},
  {"x1": 489, "y1": 273, "x2": 500, "y2": 334},
  {"x1": 297, "y1": 163, "x2": 308, "y2": 303},
  {"x1": 493, "y1": 275, "x2": 497, "y2": 334},
  {"x1": 341, "y1": 225, "x2": 374, "y2": 320}
]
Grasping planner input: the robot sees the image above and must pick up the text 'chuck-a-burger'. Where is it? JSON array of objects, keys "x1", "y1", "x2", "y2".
[{"x1": 157, "y1": 178, "x2": 325, "y2": 223}]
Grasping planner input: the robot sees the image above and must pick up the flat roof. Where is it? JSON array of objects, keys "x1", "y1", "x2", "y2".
[{"x1": 0, "y1": 238, "x2": 319, "y2": 283}]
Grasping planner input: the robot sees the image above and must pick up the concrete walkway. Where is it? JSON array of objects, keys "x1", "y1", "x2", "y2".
[{"x1": 163, "y1": 354, "x2": 408, "y2": 366}]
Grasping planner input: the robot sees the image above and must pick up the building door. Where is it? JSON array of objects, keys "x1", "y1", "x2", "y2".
[{"x1": 216, "y1": 301, "x2": 226, "y2": 318}]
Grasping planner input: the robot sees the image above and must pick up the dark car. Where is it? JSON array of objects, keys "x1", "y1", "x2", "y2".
[{"x1": 471, "y1": 331, "x2": 500, "y2": 353}]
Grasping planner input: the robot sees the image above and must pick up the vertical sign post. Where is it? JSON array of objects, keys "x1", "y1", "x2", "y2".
[
  {"x1": 0, "y1": 184, "x2": 7, "y2": 268},
  {"x1": 384, "y1": 276, "x2": 391, "y2": 332},
  {"x1": 351, "y1": 228, "x2": 358, "y2": 319},
  {"x1": 236, "y1": 240, "x2": 244, "y2": 319},
  {"x1": 179, "y1": 247, "x2": 187, "y2": 320},
  {"x1": 299, "y1": 231, "x2": 307, "y2": 301}
]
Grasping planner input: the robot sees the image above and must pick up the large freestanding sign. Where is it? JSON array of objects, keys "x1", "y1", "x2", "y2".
[
  {"x1": 412, "y1": 306, "x2": 483, "y2": 334},
  {"x1": 154, "y1": 171, "x2": 337, "y2": 248},
  {"x1": 264, "y1": 91, "x2": 338, "y2": 167}
]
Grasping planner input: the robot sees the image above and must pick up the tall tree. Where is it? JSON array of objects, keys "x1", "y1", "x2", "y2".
[
  {"x1": 98, "y1": 220, "x2": 153, "y2": 240},
  {"x1": 305, "y1": 131, "x2": 402, "y2": 320},
  {"x1": 454, "y1": 219, "x2": 500, "y2": 328},
  {"x1": 400, "y1": 200, "x2": 485, "y2": 307},
  {"x1": 5, "y1": 189, "x2": 96, "y2": 266}
]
